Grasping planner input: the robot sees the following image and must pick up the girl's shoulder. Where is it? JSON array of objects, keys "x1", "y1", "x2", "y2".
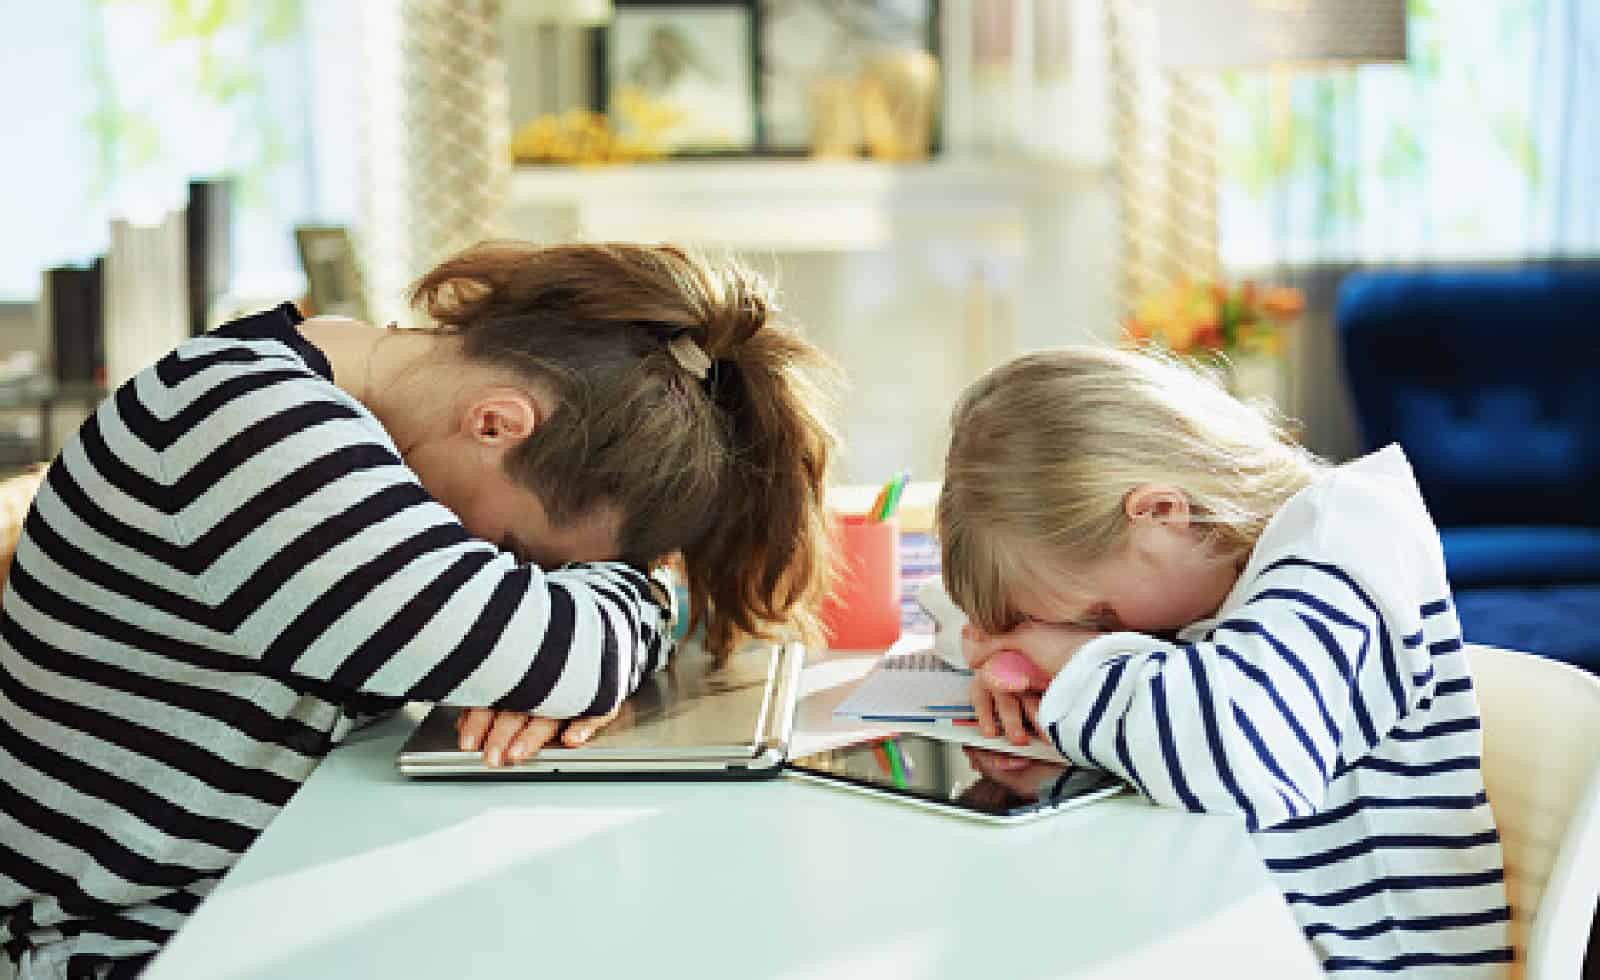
[{"x1": 1246, "y1": 444, "x2": 1450, "y2": 620}]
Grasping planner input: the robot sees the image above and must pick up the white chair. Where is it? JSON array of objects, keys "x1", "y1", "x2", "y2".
[{"x1": 1467, "y1": 643, "x2": 1600, "y2": 979}]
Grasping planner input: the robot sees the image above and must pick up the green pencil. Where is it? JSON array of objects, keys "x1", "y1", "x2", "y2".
[
  {"x1": 883, "y1": 737, "x2": 908, "y2": 789},
  {"x1": 877, "y1": 469, "x2": 910, "y2": 522}
]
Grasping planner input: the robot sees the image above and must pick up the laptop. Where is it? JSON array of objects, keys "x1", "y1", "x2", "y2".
[{"x1": 395, "y1": 641, "x2": 805, "y2": 779}]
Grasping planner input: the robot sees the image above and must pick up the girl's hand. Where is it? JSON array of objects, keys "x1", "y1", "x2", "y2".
[
  {"x1": 970, "y1": 681, "x2": 1045, "y2": 746},
  {"x1": 963, "y1": 622, "x2": 1096, "y2": 745},
  {"x1": 455, "y1": 706, "x2": 621, "y2": 767},
  {"x1": 962, "y1": 622, "x2": 1099, "y2": 690}
]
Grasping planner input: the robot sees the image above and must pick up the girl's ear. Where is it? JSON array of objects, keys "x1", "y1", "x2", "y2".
[
  {"x1": 463, "y1": 387, "x2": 543, "y2": 449},
  {"x1": 1124, "y1": 484, "x2": 1191, "y2": 528}
]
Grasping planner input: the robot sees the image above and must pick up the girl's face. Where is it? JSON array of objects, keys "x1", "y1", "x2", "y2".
[{"x1": 1009, "y1": 490, "x2": 1242, "y2": 636}]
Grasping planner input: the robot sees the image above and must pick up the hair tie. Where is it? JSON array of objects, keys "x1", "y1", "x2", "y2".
[{"x1": 665, "y1": 333, "x2": 712, "y2": 380}]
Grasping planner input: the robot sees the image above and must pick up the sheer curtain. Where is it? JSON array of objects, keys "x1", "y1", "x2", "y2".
[
  {"x1": 1211, "y1": 0, "x2": 1599, "y2": 461},
  {"x1": 1216, "y1": 0, "x2": 1599, "y2": 268},
  {"x1": 0, "y1": 0, "x2": 360, "y2": 303}
]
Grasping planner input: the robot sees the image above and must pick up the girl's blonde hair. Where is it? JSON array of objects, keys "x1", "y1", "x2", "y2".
[
  {"x1": 936, "y1": 345, "x2": 1324, "y2": 633},
  {"x1": 410, "y1": 241, "x2": 841, "y2": 660}
]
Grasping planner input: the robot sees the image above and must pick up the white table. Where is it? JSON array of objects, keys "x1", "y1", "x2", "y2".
[{"x1": 146, "y1": 651, "x2": 1321, "y2": 980}]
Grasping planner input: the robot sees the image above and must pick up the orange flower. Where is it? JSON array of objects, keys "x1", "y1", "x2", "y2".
[
  {"x1": 1129, "y1": 277, "x2": 1299, "y2": 360},
  {"x1": 1193, "y1": 322, "x2": 1225, "y2": 351},
  {"x1": 1260, "y1": 286, "x2": 1305, "y2": 320}
]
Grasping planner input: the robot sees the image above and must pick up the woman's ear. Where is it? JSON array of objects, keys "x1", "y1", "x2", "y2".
[
  {"x1": 463, "y1": 387, "x2": 543, "y2": 449},
  {"x1": 1123, "y1": 485, "x2": 1191, "y2": 528}
]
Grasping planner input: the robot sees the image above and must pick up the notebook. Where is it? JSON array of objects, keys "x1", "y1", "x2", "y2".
[
  {"x1": 833, "y1": 650, "x2": 975, "y2": 724},
  {"x1": 395, "y1": 641, "x2": 804, "y2": 779},
  {"x1": 832, "y1": 649, "x2": 1063, "y2": 763}
]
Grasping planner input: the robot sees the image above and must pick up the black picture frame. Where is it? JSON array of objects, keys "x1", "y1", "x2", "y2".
[
  {"x1": 756, "y1": 0, "x2": 941, "y2": 155},
  {"x1": 593, "y1": 0, "x2": 766, "y2": 157}
]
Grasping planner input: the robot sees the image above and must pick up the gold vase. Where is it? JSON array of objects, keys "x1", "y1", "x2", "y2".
[
  {"x1": 809, "y1": 77, "x2": 863, "y2": 159},
  {"x1": 858, "y1": 47, "x2": 939, "y2": 162}
]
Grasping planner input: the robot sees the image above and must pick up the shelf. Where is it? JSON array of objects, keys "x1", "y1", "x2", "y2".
[{"x1": 508, "y1": 157, "x2": 1110, "y2": 253}]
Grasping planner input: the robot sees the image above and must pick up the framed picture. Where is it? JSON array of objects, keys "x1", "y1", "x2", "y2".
[
  {"x1": 757, "y1": 0, "x2": 939, "y2": 153},
  {"x1": 294, "y1": 226, "x2": 367, "y2": 322},
  {"x1": 598, "y1": 1, "x2": 760, "y2": 155}
]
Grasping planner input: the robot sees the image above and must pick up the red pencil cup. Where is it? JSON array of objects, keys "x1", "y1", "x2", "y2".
[{"x1": 820, "y1": 513, "x2": 902, "y2": 650}]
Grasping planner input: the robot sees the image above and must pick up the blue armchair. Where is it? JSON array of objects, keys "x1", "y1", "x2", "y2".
[{"x1": 1336, "y1": 266, "x2": 1600, "y2": 673}]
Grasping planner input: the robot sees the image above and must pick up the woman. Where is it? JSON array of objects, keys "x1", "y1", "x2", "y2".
[{"x1": 0, "y1": 240, "x2": 840, "y2": 978}]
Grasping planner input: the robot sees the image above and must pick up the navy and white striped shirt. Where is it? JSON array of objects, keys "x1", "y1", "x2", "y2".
[
  {"x1": 1037, "y1": 445, "x2": 1511, "y2": 976},
  {"x1": 0, "y1": 304, "x2": 672, "y2": 977}
]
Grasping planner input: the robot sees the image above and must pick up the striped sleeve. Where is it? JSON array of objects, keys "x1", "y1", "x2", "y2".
[
  {"x1": 31, "y1": 338, "x2": 672, "y2": 719},
  {"x1": 1035, "y1": 557, "x2": 1430, "y2": 831}
]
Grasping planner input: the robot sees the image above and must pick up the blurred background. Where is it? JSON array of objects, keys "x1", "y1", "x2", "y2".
[
  {"x1": 2, "y1": 1, "x2": 1595, "y2": 480},
  {"x1": 0, "y1": 0, "x2": 1595, "y2": 532}
]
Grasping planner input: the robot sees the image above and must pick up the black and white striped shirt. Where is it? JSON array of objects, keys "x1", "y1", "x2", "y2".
[
  {"x1": 1037, "y1": 446, "x2": 1511, "y2": 976},
  {"x1": 0, "y1": 304, "x2": 672, "y2": 977}
]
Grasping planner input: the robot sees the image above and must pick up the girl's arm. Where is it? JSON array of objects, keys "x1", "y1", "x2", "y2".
[{"x1": 1033, "y1": 557, "x2": 1439, "y2": 831}]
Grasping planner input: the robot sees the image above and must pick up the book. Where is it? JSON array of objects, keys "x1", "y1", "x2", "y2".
[{"x1": 186, "y1": 179, "x2": 233, "y2": 337}]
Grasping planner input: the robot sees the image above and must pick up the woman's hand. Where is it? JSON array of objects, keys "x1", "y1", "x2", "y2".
[{"x1": 455, "y1": 706, "x2": 621, "y2": 767}]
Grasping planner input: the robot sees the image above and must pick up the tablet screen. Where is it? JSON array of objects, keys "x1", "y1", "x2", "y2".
[{"x1": 786, "y1": 734, "x2": 1122, "y2": 821}]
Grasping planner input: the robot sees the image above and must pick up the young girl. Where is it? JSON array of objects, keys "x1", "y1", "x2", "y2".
[
  {"x1": 0, "y1": 241, "x2": 839, "y2": 978},
  {"x1": 937, "y1": 346, "x2": 1511, "y2": 975}
]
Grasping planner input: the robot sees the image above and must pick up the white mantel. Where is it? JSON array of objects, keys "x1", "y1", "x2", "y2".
[
  {"x1": 503, "y1": 157, "x2": 1118, "y2": 484},
  {"x1": 508, "y1": 157, "x2": 1108, "y2": 254}
]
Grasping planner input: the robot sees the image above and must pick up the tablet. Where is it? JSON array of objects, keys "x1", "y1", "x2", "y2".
[{"x1": 785, "y1": 733, "x2": 1125, "y2": 824}]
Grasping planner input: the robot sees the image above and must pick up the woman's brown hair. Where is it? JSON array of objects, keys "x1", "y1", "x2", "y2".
[{"x1": 409, "y1": 240, "x2": 840, "y2": 659}]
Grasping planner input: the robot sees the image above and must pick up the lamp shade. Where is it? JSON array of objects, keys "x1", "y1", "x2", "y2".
[{"x1": 1153, "y1": 0, "x2": 1406, "y2": 70}]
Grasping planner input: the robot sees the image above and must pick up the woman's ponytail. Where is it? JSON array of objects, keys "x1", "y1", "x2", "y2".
[
  {"x1": 410, "y1": 241, "x2": 841, "y2": 659},
  {"x1": 677, "y1": 269, "x2": 841, "y2": 657}
]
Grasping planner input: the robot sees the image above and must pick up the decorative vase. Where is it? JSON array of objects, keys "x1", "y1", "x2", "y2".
[{"x1": 858, "y1": 47, "x2": 939, "y2": 161}]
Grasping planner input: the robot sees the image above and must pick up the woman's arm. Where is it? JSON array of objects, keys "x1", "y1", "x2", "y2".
[
  {"x1": 20, "y1": 364, "x2": 671, "y2": 719},
  {"x1": 214, "y1": 450, "x2": 675, "y2": 716}
]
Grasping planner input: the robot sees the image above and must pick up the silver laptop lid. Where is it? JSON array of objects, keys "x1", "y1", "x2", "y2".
[{"x1": 396, "y1": 641, "x2": 804, "y2": 777}]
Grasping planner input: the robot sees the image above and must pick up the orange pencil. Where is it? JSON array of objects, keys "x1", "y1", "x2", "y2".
[{"x1": 867, "y1": 483, "x2": 891, "y2": 521}]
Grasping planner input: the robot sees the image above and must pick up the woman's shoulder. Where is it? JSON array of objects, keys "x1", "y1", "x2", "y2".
[
  {"x1": 193, "y1": 301, "x2": 334, "y2": 381},
  {"x1": 131, "y1": 306, "x2": 385, "y2": 456}
]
